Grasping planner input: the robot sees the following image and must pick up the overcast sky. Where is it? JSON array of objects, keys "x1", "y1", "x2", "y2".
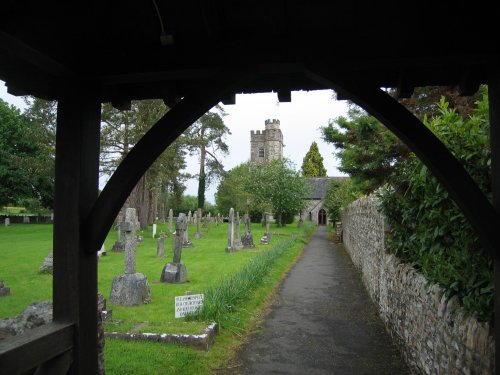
[{"x1": 1, "y1": 82, "x2": 348, "y2": 203}]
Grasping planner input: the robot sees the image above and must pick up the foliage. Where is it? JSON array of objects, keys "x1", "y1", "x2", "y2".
[
  {"x1": 377, "y1": 93, "x2": 493, "y2": 322},
  {"x1": 101, "y1": 100, "x2": 188, "y2": 227},
  {"x1": 321, "y1": 107, "x2": 410, "y2": 193},
  {"x1": 301, "y1": 141, "x2": 327, "y2": 177},
  {"x1": 245, "y1": 158, "x2": 310, "y2": 227},
  {"x1": 184, "y1": 105, "x2": 230, "y2": 209},
  {"x1": 215, "y1": 163, "x2": 252, "y2": 215},
  {"x1": 324, "y1": 178, "x2": 363, "y2": 223},
  {"x1": 0, "y1": 99, "x2": 54, "y2": 208}
]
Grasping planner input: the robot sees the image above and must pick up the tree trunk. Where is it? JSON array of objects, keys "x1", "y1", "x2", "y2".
[{"x1": 197, "y1": 144, "x2": 206, "y2": 209}]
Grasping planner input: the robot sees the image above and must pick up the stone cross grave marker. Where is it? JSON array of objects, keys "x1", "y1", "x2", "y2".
[
  {"x1": 109, "y1": 208, "x2": 151, "y2": 306},
  {"x1": 194, "y1": 208, "x2": 203, "y2": 239},
  {"x1": 160, "y1": 213, "x2": 188, "y2": 283},
  {"x1": 234, "y1": 212, "x2": 243, "y2": 249},
  {"x1": 225, "y1": 208, "x2": 235, "y2": 252},
  {"x1": 260, "y1": 213, "x2": 271, "y2": 245}
]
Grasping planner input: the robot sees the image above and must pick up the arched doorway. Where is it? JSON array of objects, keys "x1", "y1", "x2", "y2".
[{"x1": 318, "y1": 209, "x2": 327, "y2": 225}]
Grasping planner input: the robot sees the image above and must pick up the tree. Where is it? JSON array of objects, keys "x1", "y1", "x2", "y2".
[
  {"x1": 101, "y1": 100, "x2": 188, "y2": 228},
  {"x1": 215, "y1": 162, "x2": 252, "y2": 215},
  {"x1": 246, "y1": 158, "x2": 309, "y2": 227},
  {"x1": 185, "y1": 106, "x2": 230, "y2": 209},
  {"x1": 321, "y1": 107, "x2": 410, "y2": 193},
  {"x1": 301, "y1": 142, "x2": 327, "y2": 177}
]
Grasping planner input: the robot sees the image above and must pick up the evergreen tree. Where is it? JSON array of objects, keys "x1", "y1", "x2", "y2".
[{"x1": 301, "y1": 141, "x2": 327, "y2": 177}]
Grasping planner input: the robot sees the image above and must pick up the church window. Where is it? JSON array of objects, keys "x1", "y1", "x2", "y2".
[{"x1": 259, "y1": 148, "x2": 265, "y2": 157}]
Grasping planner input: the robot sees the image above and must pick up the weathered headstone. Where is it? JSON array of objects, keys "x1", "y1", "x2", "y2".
[
  {"x1": 23, "y1": 216, "x2": 30, "y2": 224},
  {"x1": 234, "y1": 212, "x2": 243, "y2": 249},
  {"x1": 241, "y1": 214, "x2": 255, "y2": 248},
  {"x1": 183, "y1": 220, "x2": 193, "y2": 248},
  {"x1": 160, "y1": 214, "x2": 188, "y2": 283},
  {"x1": 152, "y1": 223, "x2": 157, "y2": 238},
  {"x1": 109, "y1": 208, "x2": 151, "y2": 306},
  {"x1": 225, "y1": 208, "x2": 235, "y2": 252},
  {"x1": 4, "y1": 218, "x2": 10, "y2": 227},
  {"x1": 194, "y1": 208, "x2": 203, "y2": 239},
  {"x1": 112, "y1": 211, "x2": 125, "y2": 252},
  {"x1": 0, "y1": 281, "x2": 10, "y2": 296},
  {"x1": 168, "y1": 209, "x2": 174, "y2": 234},
  {"x1": 157, "y1": 233, "x2": 165, "y2": 257},
  {"x1": 39, "y1": 251, "x2": 54, "y2": 274},
  {"x1": 188, "y1": 210, "x2": 192, "y2": 224}
]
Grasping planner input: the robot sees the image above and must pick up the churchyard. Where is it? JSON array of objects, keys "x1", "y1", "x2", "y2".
[{"x1": 0, "y1": 216, "x2": 314, "y2": 374}]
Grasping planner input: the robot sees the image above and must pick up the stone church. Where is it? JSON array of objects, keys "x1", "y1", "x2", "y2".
[{"x1": 250, "y1": 119, "x2": 343, "y2": 225}]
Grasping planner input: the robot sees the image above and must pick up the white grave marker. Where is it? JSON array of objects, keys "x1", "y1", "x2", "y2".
[
  {"x1": 152, "y1": 223, "x2": 157, "y2": 238},
  {"x1": 174, "y1": 294, "x2": 204, "y2": 318}
]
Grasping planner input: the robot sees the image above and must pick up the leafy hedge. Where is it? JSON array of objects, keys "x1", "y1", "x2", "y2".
[{"x1": 378, "y1": 93, "x2": 493, "y2": 322}]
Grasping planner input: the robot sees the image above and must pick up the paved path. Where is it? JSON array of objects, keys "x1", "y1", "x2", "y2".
[{"x1": 235, "y1": 226, "x2": 410, "y2": 374}]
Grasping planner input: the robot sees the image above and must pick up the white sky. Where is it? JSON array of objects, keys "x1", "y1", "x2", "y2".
[{"x1": 1, "y1": 82, "x2": 348, "y2": 203}]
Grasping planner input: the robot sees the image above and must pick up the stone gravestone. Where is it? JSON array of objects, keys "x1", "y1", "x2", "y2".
[
  {"x1": 157, "y1": 233, "x2": 165, "y2": 257},
  {"x1": 168, "y1": 209, "x2": 174, "y2": 234},
  {"x1": 183, "y1": 219, "x2": 193, "y2": 248},
  {"x1": 188, "y1": 210, "x2": 192, "y2": 225},
  {"x1": 225, "y1": 208, "x2": 235, "y2": 252},
  {"x1": 260, "y1": 213, "x2": 271, "y2": 245},
  {"x1": 152, "y1": 223, "x2": 157, "y2": 238},
  {"x1": 4, "y1": 218, "x2": 10, "y2": 227},
  {"x1": 194, "y1": 208, "x2": 203, "y2": 239},
  {"x1": 241, "y1": 214, "x2": 255, "y2": 248},
  {"x1": 109, "y1": 208, "x2": 151, "y2": 306},
  {"x1": 112, "y1": 211, "x2": 125, "y2": 252},
  {"x1": 0, "y1": 281, "x2": 10, "y2": 296},
  {"x1": 23, "y1": 216, "x2": 30, "y2": 224},
  {"x1": 160, "y1": 214, "x2": 188, "y2": 283},
  {"x1": 39, "y1": 251, "x2": 54, "y2": 274},
  {"x1": 234, "y1": 212, "x2": 243, "y2": 249}
]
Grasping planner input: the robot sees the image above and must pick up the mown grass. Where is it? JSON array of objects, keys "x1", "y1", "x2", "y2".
[{"x1": 0, "y1": 220, "x2": 315, "y2": 374}]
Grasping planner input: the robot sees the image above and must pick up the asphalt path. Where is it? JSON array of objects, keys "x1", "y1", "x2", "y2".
[{"x1": 233, "y1": 225, "x2": 410, "y2": 375}]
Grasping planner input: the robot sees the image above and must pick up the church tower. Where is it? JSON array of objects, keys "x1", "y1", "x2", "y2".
[{"x1": 250, "y1": 119, "x2": 283, "y2": 164}]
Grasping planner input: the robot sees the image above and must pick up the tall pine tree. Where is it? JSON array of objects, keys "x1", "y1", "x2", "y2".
[{"x1": 301, "y1": 142, "x2": 327, "y2": 177}]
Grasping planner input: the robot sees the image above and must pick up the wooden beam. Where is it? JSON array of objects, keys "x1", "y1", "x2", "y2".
[
  {"x1": 305, "y1": 68, "x2": 500, "y2": 260},
  {"x1": 0, "y1": 31, "x2": 73, "y2": 77},
  {"x1": 84, "y1": 74, "x2": 247, "y2": 253},
  {"x1": 0, "y1": 322, "x2": 74, "y2": 374},
  {"x1": 53, "y1": 82, "x2": 101, "y2": 374},
  {"x1": 487, "y1": 69, "x2": 500, "y2": 375}
]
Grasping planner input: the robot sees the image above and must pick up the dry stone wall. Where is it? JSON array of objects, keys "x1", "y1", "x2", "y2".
[{"x1": 341, "y1": 197, "x2": 494, "y2": 374}]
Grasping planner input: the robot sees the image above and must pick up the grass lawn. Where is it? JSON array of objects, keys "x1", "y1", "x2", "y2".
[{"x1": 0, "y1": 220, "x2": 315, "y2": 374}]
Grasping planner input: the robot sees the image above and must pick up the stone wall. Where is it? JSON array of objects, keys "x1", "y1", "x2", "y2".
[{"x1": 341, "y1": 197, "x2": 494, "y2": 374}]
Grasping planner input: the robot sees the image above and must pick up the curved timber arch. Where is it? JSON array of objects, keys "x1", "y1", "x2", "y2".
[
  {"x1": 84, "y1": 74, "x2": 247, "y2": 253},
  {"x1": 305, "y1": 68, "x2": 500, "y2": 260}
]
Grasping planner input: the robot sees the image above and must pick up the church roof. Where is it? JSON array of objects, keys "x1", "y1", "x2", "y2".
[{"x1": 306, "y1": 177, "x2": 347, "y2": 199}]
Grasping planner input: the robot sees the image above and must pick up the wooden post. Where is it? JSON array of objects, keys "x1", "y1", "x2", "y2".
[
  {"x1": 53, "y1": 83, "x2": 101, "y2": 374},
  {"x1": 488, "y1": 71, "x2": 500, "y2": 374}
]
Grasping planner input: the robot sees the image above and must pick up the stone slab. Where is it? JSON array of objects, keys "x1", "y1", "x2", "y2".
[
  {"x1": 160, "y1": 262, "x2": 187, "y2": 284},
  {"x1": 109, "y1": 273, "x2": 151, "y2": 306}
]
